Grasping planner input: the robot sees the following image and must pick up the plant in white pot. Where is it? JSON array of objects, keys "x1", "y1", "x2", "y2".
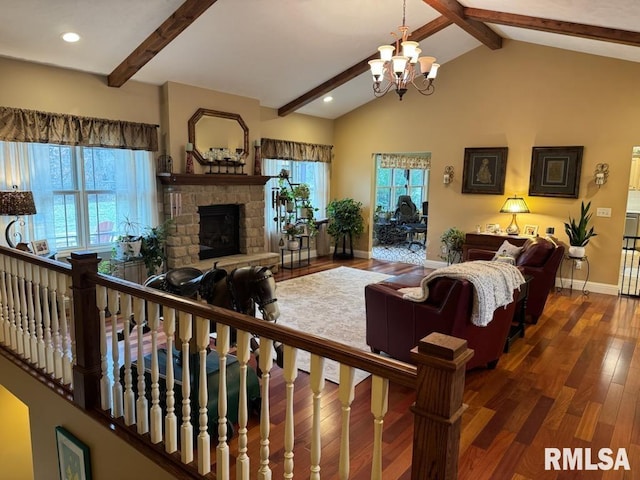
[
  {"x1": 115, "y1": 216, "x2": 143, "y2": 260},
  {"x1": 564, "y1": 201, "x2": 597, "y2": 258}
]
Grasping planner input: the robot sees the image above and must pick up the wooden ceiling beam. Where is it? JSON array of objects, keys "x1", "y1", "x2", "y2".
[
  {"x1": 421, "y1": 0, "x2": 502, "y2": 50},
  {"x1": 277, "y1": 16, "x2": 453, "y2": 117},
  {"x1": 108, "y1": 0, "x2": 219, "y2": 87},
  {"x1": 464, "y1": 8, "x2": 640, "y2": 47}
]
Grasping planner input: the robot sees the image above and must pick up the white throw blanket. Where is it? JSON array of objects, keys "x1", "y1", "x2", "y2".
[{"x1": 398, "y1": 261, "x2": 526, "y2": 327}]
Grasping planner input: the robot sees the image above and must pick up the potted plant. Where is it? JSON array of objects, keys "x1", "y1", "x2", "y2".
[
  {"x1": 440, "y1": 227, "x2": 465, "y2": 264},
  {"x1": 326, "y1": 198, "x2": 365, "y2": 259},
  {"x1": 283, "y1": 222, "x2": 303, "y2": 249},
  {"x1": 140, "y1": 219, "x2": 174, "y2": 277},
  {"x1": 564, "y1": 201, "x2": 597, "y2": 258},
  {"x1": 115, "y1": 216, "x2": 142, "y2": 259}
]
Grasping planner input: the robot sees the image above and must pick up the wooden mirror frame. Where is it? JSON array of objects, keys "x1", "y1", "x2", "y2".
[{"x1": 187, "y1": 108, "x2": 249, "y2": 165}]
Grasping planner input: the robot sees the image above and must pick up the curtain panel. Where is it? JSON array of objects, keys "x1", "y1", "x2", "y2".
[
  {"x1": 379, "y1": 153, "x2": 431, "y2": 169},
  {"x1": 0, "y1": 106, "x2": 158, "y2": 152},
  {"x1": 261, "y1": 138, "x2": 333, "y2": 163}
]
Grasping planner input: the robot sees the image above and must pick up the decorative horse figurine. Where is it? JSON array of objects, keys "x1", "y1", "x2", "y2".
[{"x1": 141, "y1": 264, "x2": 283, "y2": 367}]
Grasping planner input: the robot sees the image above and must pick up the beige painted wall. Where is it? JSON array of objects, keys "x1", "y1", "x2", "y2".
[
  {"x1": 260, "y1": 107, "x2": 334, "y2": 145},
  {"x1": 0, "y1": 385, "x2": 33, "y2": 479},
  {"x1": 0, "y1": 357, "x2": 177, "y2": 480},
  {"x1": 334, "y1": 40, "x2": 640, "y2": 287},
  {"x1": 0, "y1": 56, "x2": 161, "y2": 125}
]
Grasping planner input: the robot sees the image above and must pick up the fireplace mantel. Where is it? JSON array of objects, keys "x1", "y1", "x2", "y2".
[{"x1": 158, "y1": 173, "x2": 272, "y2": 186}]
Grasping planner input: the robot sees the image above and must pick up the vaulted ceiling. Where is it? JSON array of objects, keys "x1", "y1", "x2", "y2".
[{"x1": 1, "y1": 0, "x2": 639, "y2": 119}]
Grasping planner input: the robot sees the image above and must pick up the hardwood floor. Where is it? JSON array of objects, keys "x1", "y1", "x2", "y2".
[{"x1": 266, "y1": 256, "x2": 638, "y2": 479}]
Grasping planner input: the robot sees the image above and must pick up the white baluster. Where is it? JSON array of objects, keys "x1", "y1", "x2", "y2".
[
  {"x1": 11, "y1": 258, "x2": 21, "y2": 355},
  {"x1": 33, "y1": 265, "x2": 45, "y2": 369},
  {"x1": 108, "y1": 290, "x2": 123, "y2": 419},
  {"x1": 65, "y1": 274, "x2": 76, "y2": 386},
  {"x1": 57, "y1": 274, "x2": 72, "y2": 384},
  {"x1": 197, "y1": 317, "x2": 212, "y2": 476},
  {"x1": 50, "y1": 270, "x2": 64, "y2": 379},
  {"x1": 338, "y1": 365, "x2": 355, "y2": 480},
  {"x1": 26, "y1": 263, "x2": 38, "y2": 365},
  {"x1": 18, "y1": 260, "x2": 30, "y2": 360},
  {"x1": 371, "y1": 375, "x2": 389, "y2": 480},
  {"x1": 0, "y1": 255, "x2": 7, "y2": 345},
  {"x1": 163, "y1": 307, "x2": 178, "y2": 454},
  {"x1": 40, "y1": 264, "x2": 54, "y2": 373},
  {"x1": 121, "y1": 294, "x2": 135, "y2": 426},
  {"x1": 96, "y1": 286, "x2": 111, "y2": 411},
  {"x1": 257, "y1": 337, "x2": 273, "y2": 480},
  {"x1": 235, "y1": 330, "x2": 251, "y2": 480},
  {"x1": 179, "y1": 311, "x2": 193, "y2": 464},
  {"x1": 283, "y1": 345, "x2": 298, "y2": 479},
  {"x1": 148, "y1": 302, "x2": 162, "y2": 444},
  {"x1": 134, "y1": 297, "x2": 149, "y2": 435},
  {"x1": 309, "y1": 354, "x2": 325, "y2": 480},
  {"x1": 214, "y1": 322, "x2": 229, "y2": 478}
]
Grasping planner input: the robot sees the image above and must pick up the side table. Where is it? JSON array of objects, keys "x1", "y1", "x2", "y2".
[
  {"x1": 280, "y1": 234, "x2": 310, "y2": 270},
  {"x1": 558, "y1": 255, "x2": 589, "y2": 295},
  {"x1": 504, "y1": 274, "x2": 533, "y2": 353}
]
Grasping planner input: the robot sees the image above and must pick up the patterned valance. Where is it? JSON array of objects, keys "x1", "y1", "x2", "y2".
[
  {"x1": 0, "y1": 106, "x2": 159, "y2": 151},
  {"x1": 261, "y1": 138, "x2": 332, "y2": 163},
  {"x1": 379, "y1": 153, "x2": 431, "y2": 169}
]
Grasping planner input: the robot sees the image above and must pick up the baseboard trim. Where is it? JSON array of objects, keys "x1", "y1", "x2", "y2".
[{"x1": 555, "y1": 277, "x2": 618, "y2": 296}]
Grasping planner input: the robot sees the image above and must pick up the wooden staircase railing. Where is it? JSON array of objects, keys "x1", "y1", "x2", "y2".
[{"x1": 0, "y1": 248, "x2": 473, "y2": 479}]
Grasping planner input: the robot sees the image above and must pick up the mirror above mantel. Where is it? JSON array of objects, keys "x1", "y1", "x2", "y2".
[{"x1": 187, "y1": 108, "x2": 249, "y2": 165}]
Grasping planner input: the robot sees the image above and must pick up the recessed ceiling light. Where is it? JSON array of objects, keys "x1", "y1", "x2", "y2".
[
  {"x1": 61, "y1": 32, "x2": 80, "y2": 43},
  {"x1": 323, "y1": 96, "x2": 333, "y2": 103}
]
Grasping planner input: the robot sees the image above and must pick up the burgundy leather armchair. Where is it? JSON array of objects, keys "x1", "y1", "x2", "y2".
[
  {"x1": 466, "y1": 237, "x2": 564, "y2": 323},
  {"x1": 364, "y1": 273, "x2": 517, "y2": 370}
]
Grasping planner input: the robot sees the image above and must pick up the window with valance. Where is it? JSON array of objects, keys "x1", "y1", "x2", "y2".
[{"x1": 0, "y1": 106, "x2": 158, "y2": 253}]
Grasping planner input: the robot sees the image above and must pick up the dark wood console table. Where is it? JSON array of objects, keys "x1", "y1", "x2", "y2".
[{"x1": 462, "y1": 233, "x2": 529, "y2": 260}]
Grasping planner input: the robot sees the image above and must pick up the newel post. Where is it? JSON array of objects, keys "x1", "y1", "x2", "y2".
[
  {"x1": 410, "y1": 332, "x2": 474, "y2": 480},
  {"x1": 68, "y1": 252, "x2": 101, "y2": 410}
]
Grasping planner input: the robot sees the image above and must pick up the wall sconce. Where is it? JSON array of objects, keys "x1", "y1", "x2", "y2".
[
  {"x1": 594, "y1": 163, "x2": 609, "y2": 187},
  {"x1": 443, "y1": 166, "x2": 454, "y2": 184}
]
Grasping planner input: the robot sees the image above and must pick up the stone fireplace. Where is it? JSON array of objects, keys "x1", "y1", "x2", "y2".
[{"x1": 160, "y1": 174, "x2": 279, "y2": 271}]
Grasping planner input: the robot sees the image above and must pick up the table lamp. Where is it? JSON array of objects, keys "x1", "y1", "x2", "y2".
[
  {"x1": 500, "y1": 195, "x2": 529, "y2": 235},
  {"x1": 0, "y1": 187, "x2": 37, "y2": 248}
]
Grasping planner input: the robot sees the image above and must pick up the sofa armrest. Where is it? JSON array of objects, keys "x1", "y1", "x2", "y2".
[{"x1": 466, "y1": 248, "x2": 495, "y2": 261}]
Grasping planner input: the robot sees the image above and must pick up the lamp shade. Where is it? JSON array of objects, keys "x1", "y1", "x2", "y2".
[
  {"x1": 0, "y1": 190, "x2": 37, "y2": 216},
  {"x1": 500, "y1": 196, "x2": 529, "y2": 214}
]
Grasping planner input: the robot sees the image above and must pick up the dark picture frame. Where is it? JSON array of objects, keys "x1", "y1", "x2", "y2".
[
  {"x1": 56, "y1": 426, "x2": 92, "y2": 480},
  {"x1": 461, "y1": 147, "x2": 508, "y2": 195},
  {"x1": 529, "y1": 146, "x2": 583, "y2": 198}
]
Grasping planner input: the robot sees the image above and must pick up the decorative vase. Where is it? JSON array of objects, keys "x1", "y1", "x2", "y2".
[
  {"x1": 568, "y1": 245, "x2": 585, "y2": 258},
  {"x1": 287, "y1": 239, "x2": 300, "y2": 250}
]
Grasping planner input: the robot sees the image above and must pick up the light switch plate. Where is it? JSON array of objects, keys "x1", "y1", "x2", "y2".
[{"x1": 596, "y1": 207, "x2": 611, "y2": 217}]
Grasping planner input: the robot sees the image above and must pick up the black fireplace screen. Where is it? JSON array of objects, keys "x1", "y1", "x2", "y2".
[{"x1": 198, "y1": 204, "x2": 240, "y2": 259}]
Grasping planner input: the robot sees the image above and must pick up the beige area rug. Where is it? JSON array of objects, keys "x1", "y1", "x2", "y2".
[{"x1": 275, "y1": 266, "x2": 391, "y2": 385}]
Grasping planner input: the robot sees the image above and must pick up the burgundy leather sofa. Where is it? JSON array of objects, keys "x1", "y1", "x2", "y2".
[
  {"x1": 466, "y1": 237, "x2": 564, "y2": 324},
  {"x1": 364, "y1": 273, "x2": 518, "y2": 370}
]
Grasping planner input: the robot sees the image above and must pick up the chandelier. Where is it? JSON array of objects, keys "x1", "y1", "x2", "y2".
[{"x1": 368, "y1": 0, "x2": 440, "y2": 100}]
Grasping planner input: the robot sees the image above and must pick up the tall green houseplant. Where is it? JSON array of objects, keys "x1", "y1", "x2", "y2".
[{"x1": 326, "y1": 198, "x2": 364, "y2": 259}]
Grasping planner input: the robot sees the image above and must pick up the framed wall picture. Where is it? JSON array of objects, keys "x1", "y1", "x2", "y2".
[
  {"x1": 462, "y1": 147, "x2": 508, "y2": 195},
  {"x1": 523, "y1": 224, "x2": 539, "y2": 236},
  {"x1": 529, "y1": 146, "x2": 583, "y2": 198},
  {"x1": 55, "y1": 426, "x2": 92, "y2": 480},
  {"x1": 31, "y1": 239, "x2": 50, "y2": 256}
]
